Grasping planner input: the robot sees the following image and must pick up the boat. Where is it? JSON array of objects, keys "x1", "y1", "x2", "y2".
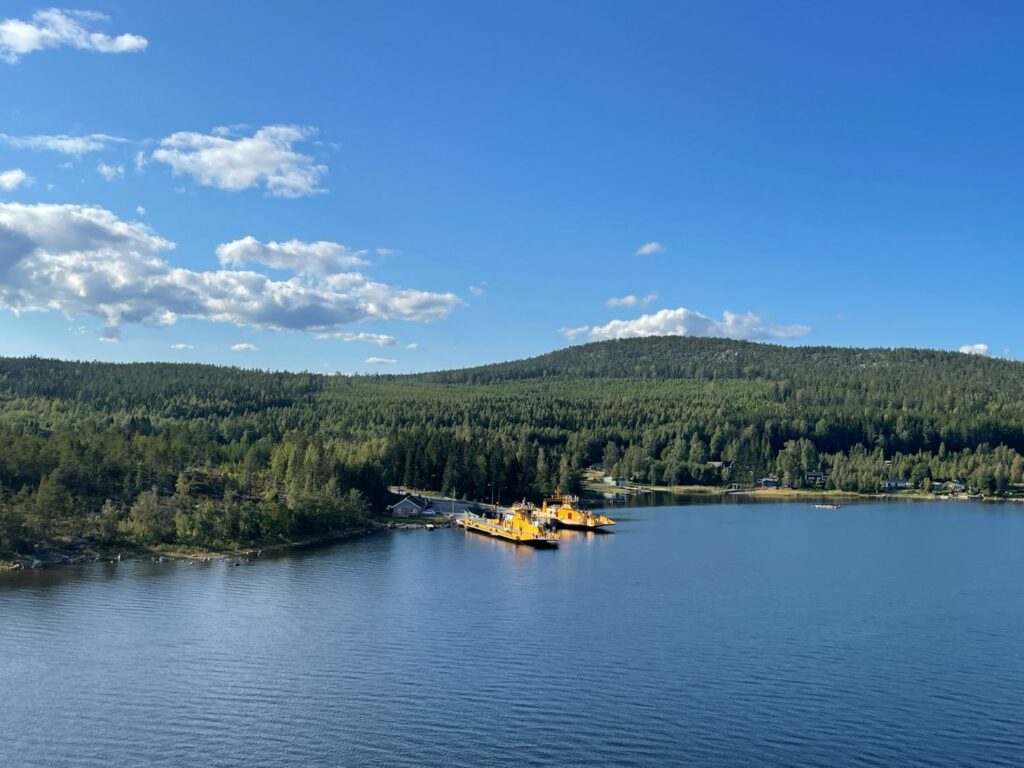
[
  {"x1": 535, "y1": 493, "x2": 616, "y2": 531},
  {"x1": 813, "y1": 503, "x2": 841, "y2": 510},
  {"x1": 459, "y1": 503, "x2": 559, "y2": 547},
  {"x1": 424, "y1": 523, "x2": 435, "y2": 531}
]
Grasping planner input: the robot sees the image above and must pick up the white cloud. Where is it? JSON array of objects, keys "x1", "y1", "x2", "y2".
[
  {"x1": 405, "y1": 342, "x2": 420, "y2": 350},
  {"x1": 365, "y1": 356, "x2": 396, "y2": 365},
  {"x1": 315, "y1": 331, "x2": 396, "y2": 346},
  {"x1": 958, "y1": 343, "x2": 990, "y2": 356},
  {"x1": 0, "y1": 169, "x2": 31, "y2": 191},
  {"x1": 635, "y1": 241, "x2": 665, "y2": 256},
  {"x1": 561, "y1": 306, "x2": 810, "y2": 342},
  {"x1": 0, "y1": 202, "x2": 463, "y2": 340},
  {"x1": 0, "y1": 9, "x2": 147, "y2": 63},
  {"x1": 216, "y1": 235, "x2": 367, "y2": 275},
  {"x1": 97, "y1": 162, "x2": 124, "y2": 181},
  {"x1": 0, "y1": 132, "x2": 126, "y2": 156},
  {"x1": 135, "y1": 206, "x2": 146, "y2": 216},
  {"x1": 231, "y1": 343, "x2": 259, "y2": 352},
  {"x1": 151, "y1": 125, "x2": 327, "y2": 198},
  {"x1": 606, "y1": 291, "x2": 657, "y2": 308},
  {"x1": 468, "y1": 284, "x2": 486, "y2": 297},
  {"x1": 169, "y1": 343, "x2": 193, "y2": 350}
]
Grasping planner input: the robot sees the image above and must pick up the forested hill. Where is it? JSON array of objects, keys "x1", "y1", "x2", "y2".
[
  {"x1": 415, "y1": 337, "x2": 1024, "y2": 387},
  {"x1": 1, "y1": 339, "x2": 1023, "y2": 561},
  {"x1": 2, "y1": 337, "x2": 1021, "y2": 393}
]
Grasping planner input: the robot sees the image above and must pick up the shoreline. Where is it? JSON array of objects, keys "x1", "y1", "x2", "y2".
[
  {"x1": 588, "y1": 482, "x2": 1024, "y2": 504},
  {"x1": 5, "y1": 492, "x2": 1022, "y2": 573},
  {"x1": 0, "y1": 525, "x2": 384, "y2": 573}
]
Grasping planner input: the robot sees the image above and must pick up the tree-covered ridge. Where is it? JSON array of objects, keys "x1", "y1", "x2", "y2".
[
  {"x1": 414, "y1": 337, "x2": 1024, "y2": 388},
  {"x1": 1, "y1": 338, "x2": 1023, "y2": 560}
]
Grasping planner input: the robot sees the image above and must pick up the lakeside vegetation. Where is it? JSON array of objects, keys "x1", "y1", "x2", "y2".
[{"x1": 2, "y1": 337, "x2": 1024, "y2": 562}]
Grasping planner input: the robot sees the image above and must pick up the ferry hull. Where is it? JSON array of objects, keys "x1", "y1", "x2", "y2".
[
  {"x1": 555, "y1": 520, "x2": 615, "y2": 531},
  {"x1": 461, "y1": 518, "x2": 559, "y2": 547}
]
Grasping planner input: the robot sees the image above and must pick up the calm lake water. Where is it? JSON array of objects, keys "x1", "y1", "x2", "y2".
[{"x1": 3, "y1": 499, "x2": 1024, "y2": 767}]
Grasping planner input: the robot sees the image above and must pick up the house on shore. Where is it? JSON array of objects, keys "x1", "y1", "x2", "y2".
[
  {"x1": 759, "y1": 477, "x2": 779, "y2": 489},
  {"x1": 387, "y1": 495, "x2": 432, "y2": 517},
  {"x1": 805, "y1": 471, "x2": 828, "y2": 485},
  {"x1": 881, "y1": 478, "x2": 910, "y2": 491},
  {"x1": 603, "y1": 476, "x2": 627, "y2": 487}
]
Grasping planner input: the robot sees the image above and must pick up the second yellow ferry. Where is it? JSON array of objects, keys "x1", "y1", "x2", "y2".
[
  {"x1": 460, "y1": 503, "x2": 560, "y2": 547},
  {"x1": 536, "y1": 493, "x2": 616, "y2": 531}
]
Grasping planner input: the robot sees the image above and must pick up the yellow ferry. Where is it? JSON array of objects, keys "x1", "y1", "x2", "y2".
[
  {"x1": 536, "y1": 493, "x2": 616, "y2": 531},
  {"x1": 460, "y1": 503, "x2": 559, "y2": 547}
]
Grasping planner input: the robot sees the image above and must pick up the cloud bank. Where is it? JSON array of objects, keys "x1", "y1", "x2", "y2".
[
  {"x1": 0, "y1": 203, "x2": 461, "y2": 340},
  {"x1": 561, "y1": 306, "x2": 810, "y2": 342},
  {"x1": 0, "y1": 9, "x2": 147, "y2": 63},
  {"x1": 152, "y1": 125, "x2": 327, "y2": 198},
  {"x1": 216, "y1": 236, "x2": 368, "y2": 275}
]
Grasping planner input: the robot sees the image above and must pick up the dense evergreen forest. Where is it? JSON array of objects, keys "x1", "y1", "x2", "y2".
[{"x1": 2, "y1": 337, "x2": 1023, "y2": 559}]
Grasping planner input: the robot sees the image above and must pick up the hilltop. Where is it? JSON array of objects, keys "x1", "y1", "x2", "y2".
[{"x1": 416, "y1": 336, "x2": 1024, "y2": 386}]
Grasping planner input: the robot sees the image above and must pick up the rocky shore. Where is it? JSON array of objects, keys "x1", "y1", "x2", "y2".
[{"x1": 0, "y1": 525, "x2": 384, "y2": 572}]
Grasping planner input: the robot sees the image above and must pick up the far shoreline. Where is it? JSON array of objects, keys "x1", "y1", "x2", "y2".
[{"x1": 587, "y1": 482, "x2": 1024, "y2": 504}]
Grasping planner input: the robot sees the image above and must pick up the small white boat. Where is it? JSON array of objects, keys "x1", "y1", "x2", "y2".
[
  {"x1": 813, "y1": 503, "x2": 841, "y2": 510},
  {"x1": 424, "y1": 523, "x2": 435, "y2": 530}
]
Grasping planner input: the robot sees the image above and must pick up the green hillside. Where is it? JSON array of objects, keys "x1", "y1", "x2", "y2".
[{"x1": 2, "y1": 338, "x2": 1023, "y2": 559}]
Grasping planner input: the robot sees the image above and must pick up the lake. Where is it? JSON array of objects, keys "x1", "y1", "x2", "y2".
[{"x1": 2, "y1": 500, "x2": 1023, "y2": 767}]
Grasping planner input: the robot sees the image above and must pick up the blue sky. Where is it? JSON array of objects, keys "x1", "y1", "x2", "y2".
[{"x1": 1, "y1": 1, "x2": 1021, "y2": 372}]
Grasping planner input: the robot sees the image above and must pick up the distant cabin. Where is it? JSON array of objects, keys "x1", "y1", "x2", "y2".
[
  {"x1": 602, "y1": 476, "x2": 627, "y2": 487},
  {"x1": 707, "y1": 460, "x2": 735, "y2": 470},
  {"x1": 881, "y1": 478, "x2": 910, "y2": 491},
  {"x1": 805, "y1": 471, "x2": 827, "y2": 485},
  {"x1": 588, "y1": 462, "x2": 605, "y2": 472},
  {"x1": 945, "y1": 480, "x2": 967, "y2": 492},
  {"x1": 388, "y1": 495, "x2": 432, "y2": 517},
  {"x1": 759, "y1": 477, "x2": 779, "y2": 489}
]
